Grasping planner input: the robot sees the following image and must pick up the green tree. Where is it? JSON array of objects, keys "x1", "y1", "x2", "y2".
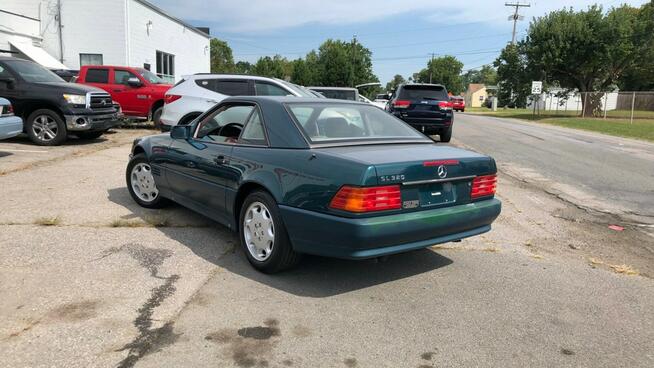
[
  {"x1": 291, "y1": 51, "x2": 319, "y2": 86},
  {"x1": 462, "y1": 65, "x2": 497, "y2": 87},
  {"x1": 494, "y1": 44, "x2": 531, "y2": 107},
  {"x1": 618, "y1": 1, "x2": 654, "y2": 90},
  {"x1": 209, "y1": 38, "x2": 234, "y2": 73},
  {"x1": 234, "y1": 61, "x2": 253, "y2": 75},
  {"x1": 385, "y1": 74, "x2": 405, "y2": 92},
  {"x1": 413, "y1": 56, "x2": 464, "y2": 94},
  {"x1": 251, "y1": 55, "x2": 291, "y2": 79},
  {"x1": 523, "y1": 4, "x2": 653, "y2": 115}
]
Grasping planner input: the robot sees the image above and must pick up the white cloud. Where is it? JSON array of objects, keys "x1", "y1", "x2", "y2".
[{"x1": 151, "y1": 0, "x2": 649, "y2": 33}]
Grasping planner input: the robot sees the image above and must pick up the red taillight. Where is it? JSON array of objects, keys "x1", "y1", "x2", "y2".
[
  {"x1": 392, "y1": 100, "x2": 411, "y2": 109},
  {"x1": 164, "y1": 94, "x2": 182, "y2": 104},
  {"x1": 471, "y1": 174, "x2": 497, "y2": 199},
  {"x1": 330, "y1": 185, "x2": 401, "y2": 213},
  {"x1": 438, "y1": 101, "x2": 453, "y2": 110}
]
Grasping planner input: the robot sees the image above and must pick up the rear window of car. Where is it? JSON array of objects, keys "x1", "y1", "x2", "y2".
[
  {"x1": 311, "y1": 89, "x2": 357, "y2": 101},
  {"x1": 287, "y1": 102, "x2": 427, "y2": 143},
  {"x1": 85, "y1": 68, "x2": 109, "y2": 83},
  {"x1": 195, "y1": 79, "x2": 250, "y2": 96},
  {"x1": 399, "y1": 85, "x2": 449, "y2": 101}
]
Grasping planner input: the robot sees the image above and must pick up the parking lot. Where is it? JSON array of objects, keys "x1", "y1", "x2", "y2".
[{"x1": 1, "y1": 122, "x2": 652, "y2": 368}]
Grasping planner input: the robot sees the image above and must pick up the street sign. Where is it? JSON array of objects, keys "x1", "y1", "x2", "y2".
[{"x1": 531, "y1": 81, "x2": 542, "y2": 94}]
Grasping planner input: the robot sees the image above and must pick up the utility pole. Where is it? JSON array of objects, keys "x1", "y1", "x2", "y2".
[
  {"x1": 505, "y1": 2, "x2": 530, "y2": 45},
  {"x1": 351, "y1": 34, "x2": 357, "y2": 87},
  {"x1": 57, "y1": 0, "x2": 64, "y2": 62},
  {"x1": 429, "y1": 53, "x2": 435, "y2": 84}
]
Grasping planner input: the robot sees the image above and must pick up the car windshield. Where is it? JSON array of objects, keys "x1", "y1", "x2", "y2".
[
  {"x1": 137, "y1": 68, "x2": 166, "y2": 84},
  {"x1": 399, "y1": 85, "x2": 449, "y2": 101},
  {"x1": 287, "y1": 102, "x2": 429, "y2": 143},
  {"x1": 5, "y1": 60, "x2": 64, "y2": 83},
  {"x1": 311, "y1": 89, "x2": 357, "y2": 101}
]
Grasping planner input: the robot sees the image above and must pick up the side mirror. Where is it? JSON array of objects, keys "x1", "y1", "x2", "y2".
[
  {"x1": 170, "y1": 125, "x2": 191, "y2": 140},
  {"x1": 127, "y1": 77, "x2": 142, "y2": 87}
]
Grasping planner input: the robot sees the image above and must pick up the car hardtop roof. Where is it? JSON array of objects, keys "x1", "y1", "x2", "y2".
[
  {"x1": 183, "y1": 73, "x2": 288, "y2": 82},
  {"x1": 222, "y1": 95, "x2": 368, "y2": 105},
  {"x1": 0, "y1": 56, "x2": 29, "y2": 61},
  {"x1": 400, "y1": 83, "x2": 446, "y2": 88},
  {"x1": 308, "y1": 86, "x2": 358, "y2": 91}
]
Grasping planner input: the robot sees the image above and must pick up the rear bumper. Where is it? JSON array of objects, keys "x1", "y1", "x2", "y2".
[
  {"x1": 280, "y1": 198, "x2": 501, "y2": 259},
  {"x1": 395, "y1": 115, "x2": 453, "y2": 131},
  {"x1": 0, "y1": 116, "x2": 23, "y2": 140},
  {"x1": 65, "y1": 112, "x2": 120, "y2": 131}
]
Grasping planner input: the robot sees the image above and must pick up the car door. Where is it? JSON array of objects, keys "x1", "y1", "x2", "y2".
[
  {"x1": 112, "y1": 68, "x2": 147, "y2": 115},
  {"x1": 0, "y1": 62, "x2": 23, "y2": 112},
  {"x1": 166, "y1": 103, "x2": 256, "y2": 224}
]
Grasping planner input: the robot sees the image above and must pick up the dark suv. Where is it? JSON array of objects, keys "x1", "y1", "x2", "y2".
[
  {"x1": 387, "y1": 83, "x2": 453, "y2": 142},
  {"x1": 0, "y1": 57, "x2": 118, "y2": 145}
]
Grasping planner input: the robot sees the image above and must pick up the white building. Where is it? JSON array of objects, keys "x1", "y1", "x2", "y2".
[{"x1": 0, "y1": 0, "x2": 210, "y2": 82}]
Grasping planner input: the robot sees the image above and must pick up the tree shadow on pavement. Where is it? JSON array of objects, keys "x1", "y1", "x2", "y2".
[{"x1": 107, "y1": 187, "x2": 454, "y2": 298}]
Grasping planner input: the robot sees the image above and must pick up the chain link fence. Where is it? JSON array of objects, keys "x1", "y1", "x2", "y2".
[{"x1": 527, "y1": 91, "x2": 654, "y2": 123}]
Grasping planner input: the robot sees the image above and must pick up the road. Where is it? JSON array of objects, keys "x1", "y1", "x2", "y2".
[
  {"x1": 1, "y1": 129, "x2": 653, "y2": 368},
  {"x1": 452, "y1": 113, "x2": 654, "y2": 224}
]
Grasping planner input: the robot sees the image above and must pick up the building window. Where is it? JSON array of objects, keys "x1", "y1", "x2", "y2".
[
  {"x1": 80, "y1": 54, "x2": 103, "y2": 66},
  {"x1": 156, "y1": 51, "x2": 174, "y2": 83}
]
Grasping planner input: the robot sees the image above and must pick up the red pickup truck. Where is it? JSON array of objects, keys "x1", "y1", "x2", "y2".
[{"x1": 76, "y1": 65, "x2": 172, "y2": 126}]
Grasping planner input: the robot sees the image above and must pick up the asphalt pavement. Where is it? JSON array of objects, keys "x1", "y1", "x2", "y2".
[
  {"x1": 0, "y1": 127, "x2": 653, "y2": 368},
  {"x1": 451, "y1": 113, "x2": 654, "y2": 224}
]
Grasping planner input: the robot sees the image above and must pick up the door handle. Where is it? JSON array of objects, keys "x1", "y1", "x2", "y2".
[
  {"x1": 206, "y1": 99, "x2": 218, "y2": 103},
  {"x1": 214, "y1": 155, "x2": 228, "y2": 165}
]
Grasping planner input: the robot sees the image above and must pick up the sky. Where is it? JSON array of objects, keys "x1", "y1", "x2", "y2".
[{"x1": 150, "y1": 0, "x2": 649, "y2": 86}]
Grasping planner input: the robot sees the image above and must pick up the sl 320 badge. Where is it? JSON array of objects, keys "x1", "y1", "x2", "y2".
[{"x1": 379, "y1": 174, "x2": 405, "y2": 183}]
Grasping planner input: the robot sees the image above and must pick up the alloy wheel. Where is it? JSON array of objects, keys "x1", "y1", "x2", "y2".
[
  {"x1": 32, "y1": 115, "x2": 59, "y2": 142},
  {"x1": 243, "y1": 201, "x2": 275, "y2": 261},
  {"x1": 130, "y1": 163, "x2": 159, "y2": 203}
]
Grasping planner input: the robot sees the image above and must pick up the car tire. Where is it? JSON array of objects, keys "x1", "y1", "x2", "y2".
[
  {"x1": 239, "y1": 190, "x2": 301, "y2": 273},
  {"x1": 440, "y1": 126, "x2": 453, "y2": 142},
  {"x1": 26, "y1": 109, "x2": 67, "y2": 146},
  {"x1": 75, "y1": 131, "x2": 105, "y2": 140},
  {"x1": 152, "y1": 107, "x2": 163, "y2": 129},
  {"x1": 126, "y1": 153, "x2": 170, "y2": 209}
]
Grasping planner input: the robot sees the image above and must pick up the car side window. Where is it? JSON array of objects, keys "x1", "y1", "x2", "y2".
[
  {"x1": 85, "y1": 68, "x2": 109, "y2": 83},
  {"x1": 254, "y1": 81, "x2": 291, "y2": 96},
  {"x1": 114, "y1": 70, "x2": 139, "y2": 85},
  {"x1": 195, "y1": 105, "x2": 254, "y2": 144},
  {"x1": 239, "y1": 108, "x2": 267, "y2": 145},
  {"x1": 214, "y1": 80, "x2": 250, "y2": 96},
  {"x1": 0, "y1": 64, "x2": 12, "y2": 78}
]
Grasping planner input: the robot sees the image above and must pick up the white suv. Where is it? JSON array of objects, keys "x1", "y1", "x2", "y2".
[{"x1": 160, "y1": 74, "x2": 315, "y2": 129}]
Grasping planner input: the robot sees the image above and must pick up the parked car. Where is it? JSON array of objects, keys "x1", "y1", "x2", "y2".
[
  {"x1": 77, "y1": 65, "x2": 171, "y2": 127},
  {"x1": 0, "y1": 97, "x2": 22, "y2": 140},
  {"x1": 160, "y1": 74, "x2": 315, "y2": 130},
  {"x1": 127, "y1": 97, "x2": 501, "y2": 273},
  {"x1": 0, "y1": 57, "x2": 119, "y2": 145},
  {"x1": 387, "y1": 83, "x2": 454, "y2": 142},
  {"x1": 308, "y1": 86, "x2": 358, "y2": 101}
]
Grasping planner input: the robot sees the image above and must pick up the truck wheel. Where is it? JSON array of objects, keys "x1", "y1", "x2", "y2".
[
  {"x1": 440, "y1": 126, "x2": 452, "y2": 142},
  {"x1": 126, "y1": 153, "x2": 170, "y2": 209},
  {"x1": 239, "y1": 190, "x2": 301, "y2": 273},
  {"x1": 26, "y1": 109, "x2": 67, "y2": 146},
  {"x1": 76, "y1": 131, "x2": 105, "y2": 140},
  {"x1": 152, "y1": 107, "x2": 163, "y2": 129}
]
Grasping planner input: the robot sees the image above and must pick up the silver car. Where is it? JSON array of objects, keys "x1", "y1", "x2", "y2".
[{"x1": 0, "y1": 97, "x2": 22, "y2": 140}]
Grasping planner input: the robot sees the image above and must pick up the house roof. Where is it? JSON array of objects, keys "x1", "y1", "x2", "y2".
[
  {"x1": 467, "y1": 84, "x2": 486, "y2": 94},
  {"x1": 135, "y1": 0, "x2": 211, "y2": 39}
]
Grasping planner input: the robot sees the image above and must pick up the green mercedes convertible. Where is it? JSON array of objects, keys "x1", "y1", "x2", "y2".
[{"x1": 126, "y1": 97, "x2": 501, "y2": 273}]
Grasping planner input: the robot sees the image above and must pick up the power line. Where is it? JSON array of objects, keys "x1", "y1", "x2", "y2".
[{"x1": 505, "y1": 2, "x2": 530, "y2": 44}]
